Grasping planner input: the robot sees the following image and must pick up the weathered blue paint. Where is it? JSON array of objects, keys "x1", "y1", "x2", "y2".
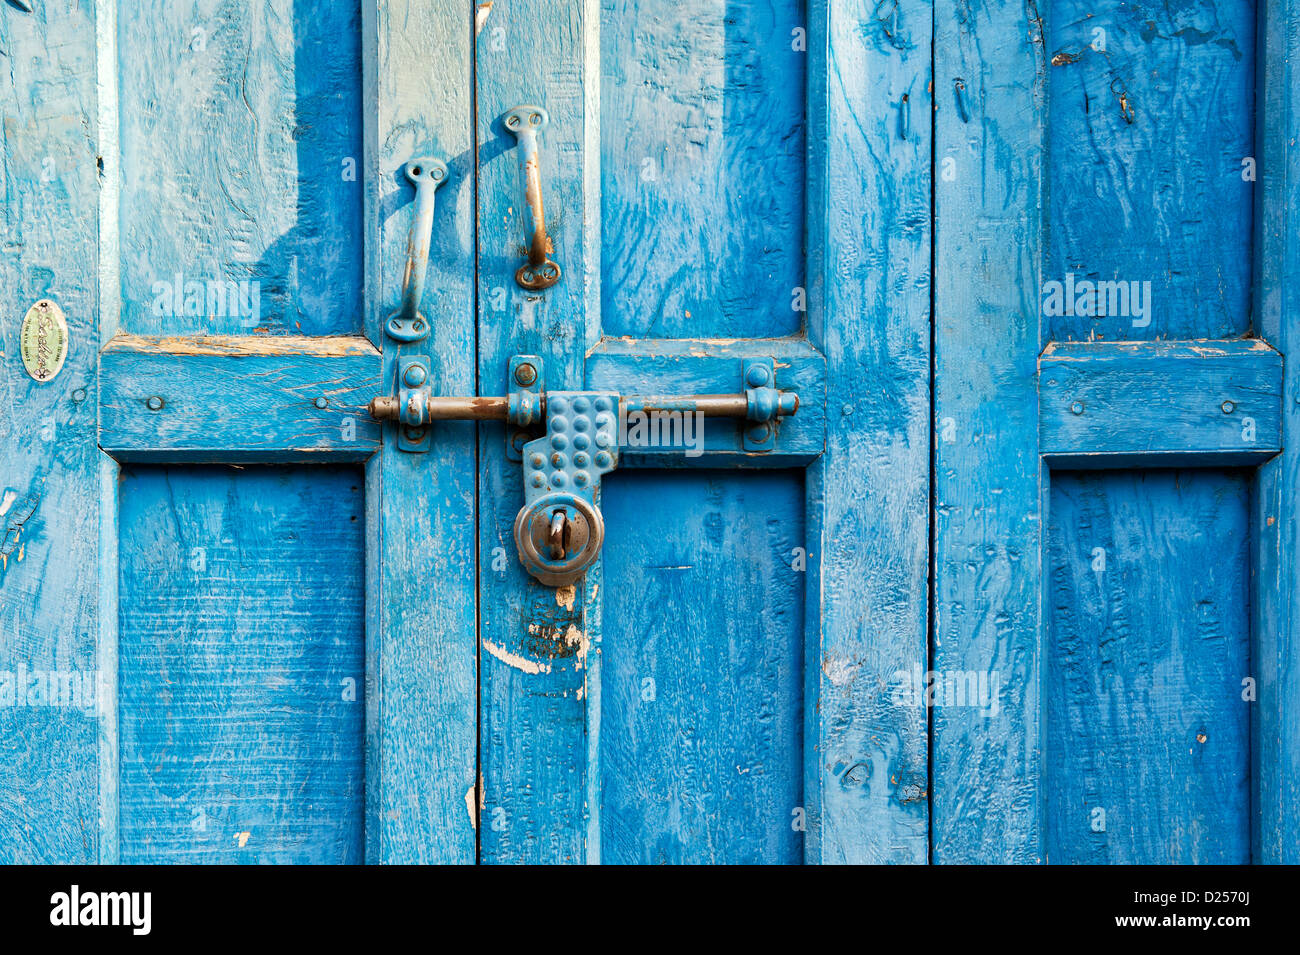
[
  {"x1": 476, "y1": 0, "x2": 595, "y2": 864},
  {"x1": 1046, "y1": 469, "x2": 1252, "y2": 864},
  {"x1": 0, "y1": 0, "x2": 102, "y2": 864},
  {"x1": 1252, "y1": 0, "x2": 1300, "y2": 864},
  {"x1": 363, "y1": 0, "x2": 478, "y2": 864},
  {"x1": 117, "y1": 465, "x2": 366, "y2": 863},
  {"x1": 1040, "y1": 339, "x2": 1282, "y2": 467},
  {"x1": 99, "y1": 336, "x2": 382, "y2": 462},
  {"x1": 802, "y1": 0, "x2": 932, "y2": 863}
]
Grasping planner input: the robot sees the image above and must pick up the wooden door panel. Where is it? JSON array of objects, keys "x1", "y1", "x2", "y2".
[
  {"x1": 597, "y1": 0, "x2": 806, "y2": 339},
  {"x1": 1045, "y1": 468, "x2": 1252, "y2": 863},
  {"x1": 117, "y1": 465, "x2": 366, "y2": 863},
  {"x1": 599, "y1": 469, "x2": 805, "y2": 864},
  {"x1": 116, "y1": 1, "x2": 365, "y2": 337}
]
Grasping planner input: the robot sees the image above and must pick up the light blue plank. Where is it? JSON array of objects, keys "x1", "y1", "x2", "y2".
[
  {"x1": 1046, "y1": 0, "x2": 1254, "y2": 341},
  {"x1": 1039, "y1": 339, "x2": 1282, "y2": 466},
  {"x1": 600, "y1": 470, "x2": 804, "y2": 864},
  {"x1": 1045, "y1": 470, "x2": 1251, "y2": 864},
  {"x1": 1252, "y1": 0, "x2": 1300, "y2": 864},
  {"x1": 0, "y1": 0, "x2": 102, "y2": 863},
  {"x1": 365, "y1": 0, "x2": 479, "y2": 863},
  {"x1": 476, "y1": 0, "x2": 597, "y2": 864},
  {"x1": 598, "y1": 0, "x2": 806, "y2": 339},
  {"x1": 99, "y1": 336, "x2": 382, "y2": 462},
  {"x1": 116, "y1": 0, "x2": 364, "y2": 336},
  {"x1": 932, "y1": 0, "x2": 1045, "y2": 863},
  {"x1": 117, "y1": 465, "x2": 365, "y2": 863},
  {"x1": 802, "y1": 0, "x2": 931, "y2": 863}
]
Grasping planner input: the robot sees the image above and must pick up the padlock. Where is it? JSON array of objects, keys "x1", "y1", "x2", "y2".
[{"x1": 513, "y1": 491, "x2": 604, "y2": 586}]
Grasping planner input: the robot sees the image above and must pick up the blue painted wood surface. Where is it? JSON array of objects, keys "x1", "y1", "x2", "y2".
[
  {"x1": 0, "y1": 0, "x2": 102, "y2": 863},
  {"x1": 364, "y1": 0, "x2": 479, "y2": 863},
  {"x1": 933, "y1": 0, "x2": 1046, "y2": 863},
  {"x1": 1252, "y1": 0, "x2": 1300, "y2": 864},
  {"x1": 116, "y1": 0, "x2": 364, "y2": 336},
  {"x1": 1045, "y1": 469, "x2": 1251, "y2": 864},
  {"x1": 99, "y1": 335, "x2": 382, "y2": 462},
  {"x1": 1039, "y1": 339, "x2": 1282, "y2": 466},
  {"x1": 117, "y1": 465, "x2": 365, "y2": 863}
]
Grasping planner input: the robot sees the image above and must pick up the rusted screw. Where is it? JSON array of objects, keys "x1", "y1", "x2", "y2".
[
  {"x1": 146, "y1": 396, "x2": 164, "y2": 411},
  {"x1": 515, "y1": 362, "x2": 538, "y2": 386}
]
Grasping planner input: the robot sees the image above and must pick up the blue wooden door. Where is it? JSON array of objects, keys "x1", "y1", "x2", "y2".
[
  {"x1": 472, "y1": 0, "x2": 927, "y2": 864},
  {"x1": 4, "y1": 0, "x2": 1296, "y2": 866},
  {"x1": 931, "y1": 1, "x2": 1299, "y2": 863},
  {"x1": 2, "y1": 1, "x2": 477, "y2": 863}
]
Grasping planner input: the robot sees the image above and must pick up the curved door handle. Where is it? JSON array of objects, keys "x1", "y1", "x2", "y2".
[
  {"x1": 502, "y1": 105, "x2": 561, "y2": 291},
  {"x1": 386, "y1": 158, "x2": 448, "y2": 343}
]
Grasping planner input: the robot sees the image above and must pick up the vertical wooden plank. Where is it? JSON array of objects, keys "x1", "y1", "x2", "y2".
[
  {"x1": 366, "y1": 0, "x2": 478, "y2": 863},
  {"x1": 932, "y1": 0, "x2": 1046, "y2": 862},
  {"x1": 1253, "y1": 0, "x2": 1300, "y2": 864},
  {"x1": 0, "y1": 1, "x2": 102, "y2": 863},
  {"x1": 475, "y1": 0, "x2": 600, "y2": 864},
  {"x1": 803, "y1": 0, "x2": 931, "y2": 863}
]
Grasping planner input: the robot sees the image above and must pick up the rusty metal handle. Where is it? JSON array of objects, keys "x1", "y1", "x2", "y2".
[
  {"x1": 502, "y1": 105, "x2": 561, "y2": 291},
  {"x1": 386, "y1": 158, "x2": 448, "y2": 343}
]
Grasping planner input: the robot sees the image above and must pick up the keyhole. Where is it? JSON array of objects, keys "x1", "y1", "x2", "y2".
[{"x1": 548, "y1": 510, "x2": 569, "y2": 559}]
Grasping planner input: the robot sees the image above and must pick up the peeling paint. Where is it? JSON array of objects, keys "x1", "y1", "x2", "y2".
[
  {"x1": 235, "y1": 831, "x2": 251, "y2": 848},
  {"x1": 483, "y1": 637, "x2": 551, "y2": 675},
  {"x1": 555, "y1": 584, "x2": 576, "y2": 611}
]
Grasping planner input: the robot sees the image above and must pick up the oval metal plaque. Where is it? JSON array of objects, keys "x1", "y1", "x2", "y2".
[{"x1": 20, "y1": 299, "x2": 68, "y2": 383}]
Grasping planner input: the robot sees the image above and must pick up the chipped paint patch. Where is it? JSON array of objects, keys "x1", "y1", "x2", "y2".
[
  {"x1": 822, "y1": 656, "x2": 858, "y2": 687},
  {"x1": 475, "y1": 0, "x2": 492, "y2": 34},
  {"x1": 465, "y1": 784, "x2": 477, "y2": 829},
  {"x1": 235, "y1": 831, "x2": 251, "y2": 848},
  {"x1": 0, "y1": 490, "x2": 16, "y2": 517},
  {"x1": 563, "y1": 625, "x2": 589, "y2": 667},
  {"x1": 484, "y1": 638, "x2": 551, "y2": 675},
  {"x1": 555, "y1": 584, "x2": 576, "y2": 611}
]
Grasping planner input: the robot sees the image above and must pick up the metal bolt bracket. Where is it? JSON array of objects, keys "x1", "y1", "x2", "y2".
[
  {"x1": 506, "y1": 354, "x2": 545, "y2": 461},
  {"x1": 396, "y1": 355, "x2": 432, "y2": 452},
  {"x1": 743, "y1": 357, "x2": 797, "y2": 451}
]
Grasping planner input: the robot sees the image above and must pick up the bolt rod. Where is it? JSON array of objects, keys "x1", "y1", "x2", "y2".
[{"x1": 369, "y1": 393, "x2": 798, "y2": 423}]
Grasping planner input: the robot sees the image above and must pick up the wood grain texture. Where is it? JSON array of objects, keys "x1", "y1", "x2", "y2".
[
  {"x1": 1046, "y1": 0, "x2": 1254, "y2": 341},
  {"x1": 600, "y1": 470, "x2": 804, "y2": 863},
  {"x1": 1045, "y1": 470, "x2": 1251, "y2": 864},
  {"x1": 365, "y1": 0, "x2": 478, "y2": 863},
  {"x1": 0, "y1": 0, "x2": 102, "y2": 863},
  {"x1": 1040, "y1": 339, "x2": 1281, "y2": 465},
  {"x1": 99, "y1": 343, "x2": 382, "y2": 462},
  {"x1": 117, "y1": 465, "x2": 365, "y2": 863},
  {"x1": 932, "y1": 0, "x2": 1045, "y2": 863},
  {"x1": 116, "y1": 0, "x2": 364, "y2": 336},
  {"x1": 598, "y1": 0, "x2": 806, "y2": 338},
  {"x1": 476, "y1": 0, "x2": 598, "y2": 864},
  {"x1": 1252, "y1": 0, "x2": 1300, "y2": 864},
  {"x1": 802, "y1": 0, "x2": 931, "y2": 863}
]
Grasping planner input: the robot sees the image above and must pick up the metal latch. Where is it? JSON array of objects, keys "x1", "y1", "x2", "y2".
[{"x1": 370, "y1": 356, "x2": 798, "y2": 585}]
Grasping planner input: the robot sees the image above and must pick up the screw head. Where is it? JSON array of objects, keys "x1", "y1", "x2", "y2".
[
  {"x1": 748, "y1": 422, "x2": 772, "y2": 442},
  {"x1": 314, "y1": 396, "x2": 329, "y2": 409},
  {"x1": 403, "y1": 364, "x2": 428, "y2": 388},
  {"x1": 1221, "y1": 400, "x2": 1236, "y2": 414},
  {"x1": 1070, "y1": 401, "x2": 1085, "y2": 416},
  {"x1": 515, "y1": 362, "x2": 538, "y2": 386},
  {"x1": 404, "y1": 426, "x2": 424, "y2": 442},
  {"x1": 746, "y1": 364, "x2": 772, "y2": 388},
  {"x1": 146, "y1": 396, "x2": 164, "y2": 411}
]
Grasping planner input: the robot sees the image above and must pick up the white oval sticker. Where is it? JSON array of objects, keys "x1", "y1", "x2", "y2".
[{"x1": 20, "y1": 299, "x2": 68, "y2": 383}]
